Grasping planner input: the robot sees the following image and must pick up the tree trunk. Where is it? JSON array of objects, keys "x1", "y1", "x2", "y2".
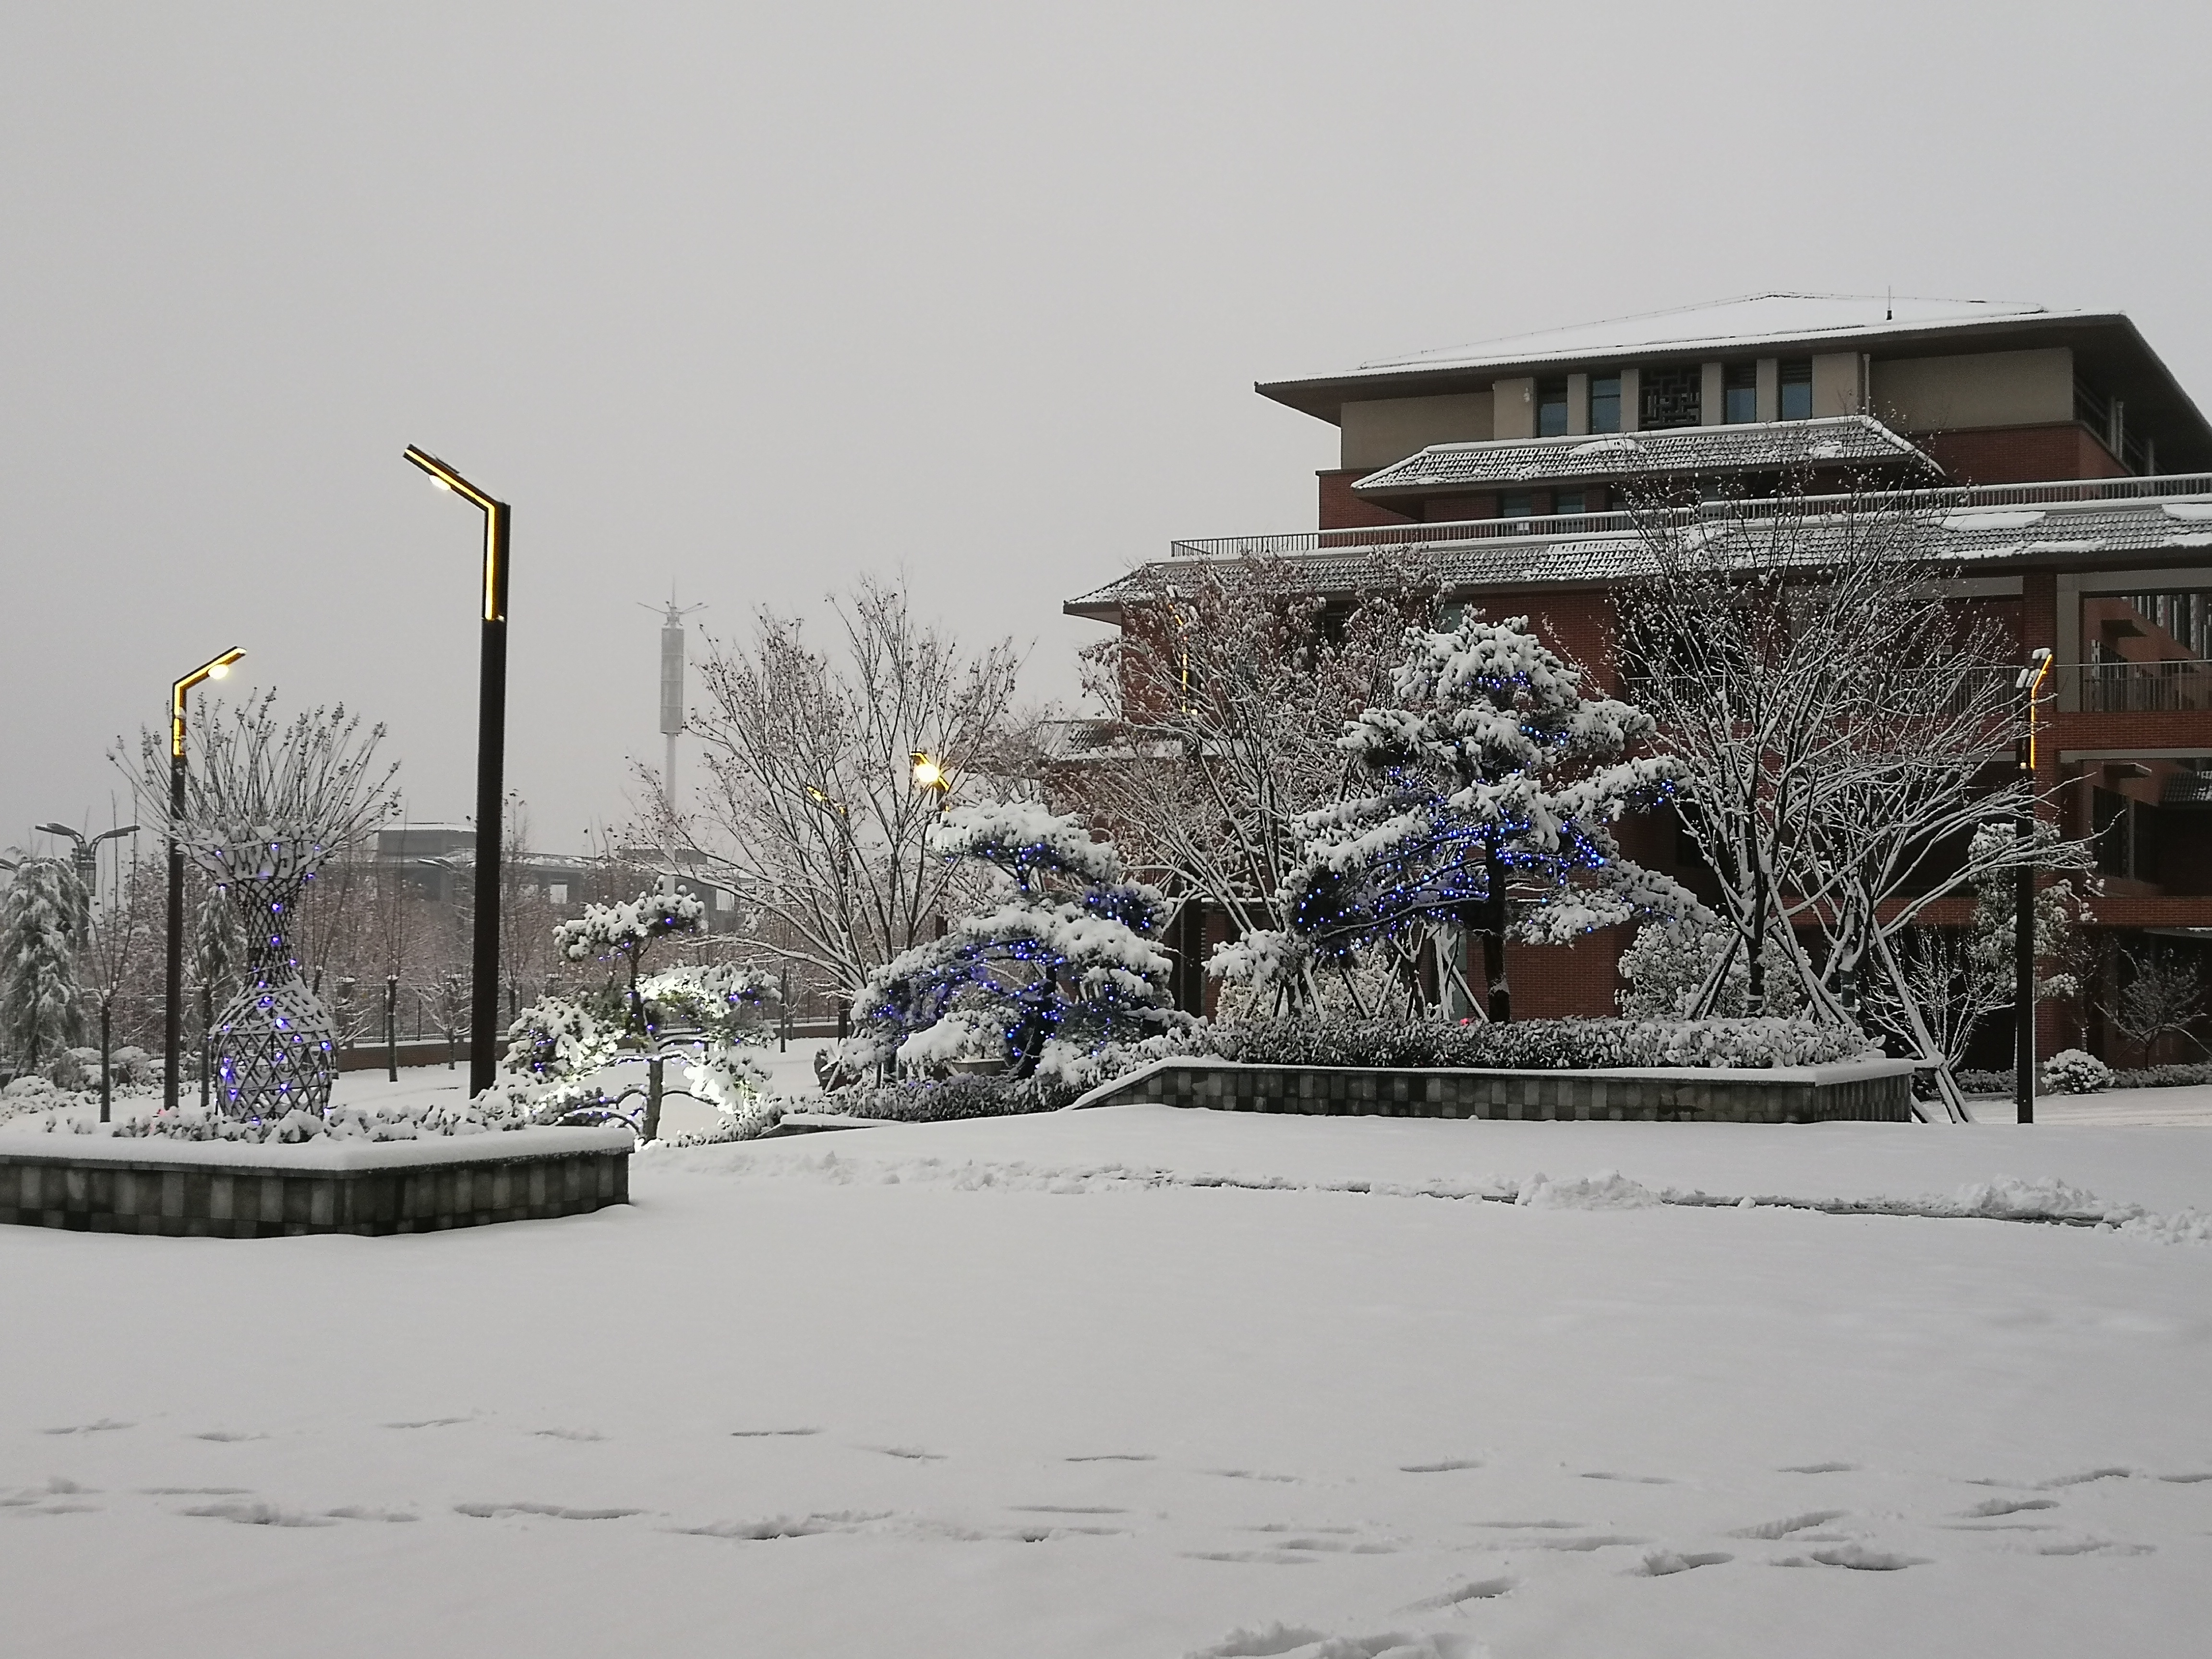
[
  {"x1": 385, "y1": 975, "x2": 399, "y2": 1082},
  {"x1": 641, "y1": 1055, "x2": 664, "y2": 1142},
  {"x1": 99, "y1": 997, "x2": 113, "y2": 1125},
  {"x1": 1482, "y1": 831, "x2": 1511, "y2": 1023}
]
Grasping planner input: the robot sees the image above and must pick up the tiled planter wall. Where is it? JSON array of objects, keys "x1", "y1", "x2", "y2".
[
  {"x1": 1085, "y1": 1061, "x2": 1915, "y2": 1124},
  {"x1": 0, "y1": 1144, "x2": 629, "y2": 1238}
]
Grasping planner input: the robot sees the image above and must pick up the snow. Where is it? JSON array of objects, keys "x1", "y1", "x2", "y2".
[
  {"x1": 5, "y1": 1097, "x2": 2212, "y2": 1656},
  {"x1": 1938, "y1": 509, "x2": 2045, "y2": 532}
]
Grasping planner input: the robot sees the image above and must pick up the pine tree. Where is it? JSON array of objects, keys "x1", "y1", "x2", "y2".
[
  {"x1": 0, "y1": 855, "x2": 85, "y2": 1070},
  {"x1": 1285, "y1": 614, "x2": 1696, "y2": 1021},
  {"x1": 845, "y1": 804, "x2": 1182, "y2": 1082}
]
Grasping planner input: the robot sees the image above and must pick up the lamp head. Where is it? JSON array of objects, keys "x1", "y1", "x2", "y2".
[{"x1": 910, "y1": 752, "x2": 946, "y2": 792}]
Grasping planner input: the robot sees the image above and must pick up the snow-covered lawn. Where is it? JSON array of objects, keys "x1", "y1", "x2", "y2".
[{"x1": 5, "y1": 1100, "x2": 2212, "y2": 1657}]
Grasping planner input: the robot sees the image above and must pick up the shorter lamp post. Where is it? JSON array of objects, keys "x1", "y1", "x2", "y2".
[
  {"x1": 165, "y1": 649, "x2": 244, "y2": 1115},
  {"x1": 910, "y1": 751, "x2": 951, "y2": 940},
  {"x1": 2013, "y1": 647, "x2": 2053, "y2": 1125},
  {"x1": 37, "y1": 822, "x2": 140, "y2": 1123}
]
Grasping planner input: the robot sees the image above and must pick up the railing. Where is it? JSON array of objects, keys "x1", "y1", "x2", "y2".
[
  {"x1": 1167, "y1": 472, "x2": 2212, "y2": 560},
  {"x1": 2064, "y1": 660, "x2": 2212, "y2": 713}
]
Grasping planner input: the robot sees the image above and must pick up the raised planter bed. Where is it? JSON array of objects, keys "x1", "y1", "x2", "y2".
[
  {"x1": 1076, "y1": 1057, "x2": 1917, "y2": 1124},
  {"x1": 0, "y1": 1125, "x2": 633, "y2": 1238}
]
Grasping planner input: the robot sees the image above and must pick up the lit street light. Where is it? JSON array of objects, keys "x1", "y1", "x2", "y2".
[
  {"x1": 402, "y1": 445, "x2": 511, "y2": 1097},
  {"x1": 166, "y1": 649, "x2": 244, "y2": 1114}
]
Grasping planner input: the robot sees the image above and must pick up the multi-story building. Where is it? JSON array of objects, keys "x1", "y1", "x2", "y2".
[{"x1": 1066, "y1": 294, "x2": 2212, "y2": 1061}]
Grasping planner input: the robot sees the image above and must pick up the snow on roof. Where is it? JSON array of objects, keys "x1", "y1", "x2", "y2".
[
  {"x1": 1352, "y1": 416, "x2": 1929, "y2": 495},
  {"x1": 1277, "y1": 293, "x2": 2085, "y2": 388},
  {"x1": 1064, "y1": 489, "x2": 2212, "y2": 616}
]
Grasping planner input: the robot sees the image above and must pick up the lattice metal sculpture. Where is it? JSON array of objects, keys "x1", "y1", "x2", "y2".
[{"x1": 134, "y1": 694, "x2": 396, "y2": 1123}]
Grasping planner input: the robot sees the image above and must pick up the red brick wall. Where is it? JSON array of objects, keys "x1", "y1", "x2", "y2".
[
  {"x1": 1319, "y1": 470, "x2": 1416, "y2": 531},
  {"x1": 1508, "y1": 932, "x2": 1630, "y2": 1018},
  {"x1": 1916, "y1": 425, "x2": 2128, "y2": 485}
]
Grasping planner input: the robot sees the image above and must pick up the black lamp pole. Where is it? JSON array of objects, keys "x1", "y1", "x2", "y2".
[
  {"x1": 403, "y1": 446, "x2": 510, "y2": 1097},
  {"x1": 2014, "y1": 648, "x2": 2053, "y2": 1126},
  {"x1": 164, "y1": 649, "x2": 244, "y2": 1114}
]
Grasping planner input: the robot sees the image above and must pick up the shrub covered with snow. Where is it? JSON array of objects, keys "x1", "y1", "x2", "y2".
[
  {"x1": 840, "y1": 803, "x2": 1188, "y2": 1084},
  {"x1": 813, "y1": 1073, "x2": 1077, "y2": 1124},
  {"x1": 2041, "y1": 1048, "x2": 2113, "y2": 1094},
  {"x1": 111, "y1": 1094, "x2": 523, "y2": 1143},
  {"x1": 1203, "y1": 1015, "x2": 1879, "y2": 1071}
]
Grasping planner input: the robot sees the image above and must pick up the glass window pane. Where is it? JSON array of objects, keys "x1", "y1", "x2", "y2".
[
  {"x1": 1538, "y1": 378, "x2": 1569, "y2": 438},
  {"x1": 1590, "y1": 375, "x2": 1621, "y2": 433},
  {"x1": 1779, "y1": 359, "x2": 1813, "y2": 421}
]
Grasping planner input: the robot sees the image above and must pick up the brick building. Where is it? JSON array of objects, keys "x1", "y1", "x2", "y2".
[{"x1": 1065, "y1": 294, "x2": 2212, "y2": 1062}]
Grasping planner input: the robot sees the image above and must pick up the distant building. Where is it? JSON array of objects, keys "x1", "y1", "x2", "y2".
[
  {"x1": 369, "y1": 824, "x2": 743, "y2": 933},
  {"x1": 1067, "y1": 294, "x2": 2212, "y2": 1062}
]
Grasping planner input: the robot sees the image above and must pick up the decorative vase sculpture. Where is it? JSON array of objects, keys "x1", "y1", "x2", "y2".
[
  {"x1": 192, "y1": 830, "x2": 340, "y2": 1120},
  {"x1": 139, "y1": 694, "x2": 396, "y2": 1125}
]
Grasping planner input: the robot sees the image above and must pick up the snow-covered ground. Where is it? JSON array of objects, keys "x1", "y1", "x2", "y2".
[{"x1": 5, "y1": 1092, "x2": 2212, "y2": 1657}]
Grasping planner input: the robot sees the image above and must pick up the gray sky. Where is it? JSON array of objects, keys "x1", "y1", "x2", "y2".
[{"x1": 6, "y1": 2, "x2": 2209, "y2": 858}]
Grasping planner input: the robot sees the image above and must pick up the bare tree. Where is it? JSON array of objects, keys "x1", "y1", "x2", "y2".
[
  {"x1": 2102, "y1": 944, "x2": 2208, "y2": 1065},
  {"x1": 678, "y1": 578, "x2": 1027, "y2": 996},
  {"x1": 80, "y1": 826, "x2": 156, "y2": 1120},
  {"x1": 1063, "y1": 549, "x2": 1438, "y2": 1010}
]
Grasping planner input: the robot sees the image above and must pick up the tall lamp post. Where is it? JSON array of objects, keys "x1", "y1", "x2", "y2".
[
  {"x1": 2014, "y1": 647, "x2": 2054, "y2": 1125},
  {"x1": 910, "y1": 751, "x2": 950, "y2": 941},
  {"x1": 165, "y1": 649, "x2": 245, "y2": 1113},
  {"x1": 402, "y1": 446, "x2": 511, "y2": 1097}
]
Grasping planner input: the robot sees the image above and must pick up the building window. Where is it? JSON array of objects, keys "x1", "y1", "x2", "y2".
[
  {"x1": 1723, "y1": 362, "x2": 1757, "y2": 424},
  {"x1": 1589, "y1": 375, "x2": 1622, "y2": 433},
  {"x1": 1537, "y1": 378, "x2": 1569, "y2": 438},
  {"x1": 547, "y1": 881, "x2": 568, "y2": 904},
  {"x1": 1555, "y1": 489, "x2": 1587, "y2": 515},
  {"x1": 1640, "y1": 365, "x2": 1700, "y2": 430},
  {"x1": 1500, "y1": 490, "x2": 1534, "y2": 520},
  {"x1": 1779, "y1": 358, "x2": 1813, "y2": 421}
]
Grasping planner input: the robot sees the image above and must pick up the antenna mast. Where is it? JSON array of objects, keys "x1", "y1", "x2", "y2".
[{"x1": 643, "y1": 589, "x2": 707, "y2": 815}]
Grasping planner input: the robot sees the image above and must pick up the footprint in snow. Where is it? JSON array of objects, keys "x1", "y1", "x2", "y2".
[
  {"x1": 1958, "y1": 1497, "x2": 2057, "y2": 1518},
  {"x1": 1581, "y1": 1471, "x2": 1673, "y2": 1485},
  {"x1": 142, "y1": 1486, "x2": 252, "y2": 1496},
  {"x1": 454, "y1": 1501, "x2": 644, "y2": 1521},
  {"x1": 1730, "y1": 1510, "x2": 1848, "y2": 1540},
  {"x1": 673, "y1": 1511, "x2": 883, "y2": 1540},
  {"x1": 2159, "y1": 1472, "x2": 2212, "y2": 1483},
  {"x1": 1406, "y1": 1576, "x2": 1515, "y2": 1609},
  {"x1": 1472, "y1": 1519, "x2": 1583, "y2": 1530},
  {"x1": 1399, "y1": 1458, "x2": 1481, "y2": 1473},
  {"x1": 1065, "y1": 1452, "x2": 1154, "y2": 1463},
  {"x1": 532, "y1": 1428, "x2": 606, "y2": 1442},
  {"x1": 39, "y1": 1419, "x2": 132, "y2": 1436},
  {"x1": 863, "y1": 1445, "x2": 945, "y2": 1462},
  {"x1": 1635, "y1": 1550, "x2": 1733, "y2": 1576},
  {"x1": 1180, "y1": 1549, "x2": 1322, "y2": 1567},
  {"x1": 382, "y1": 1417, "x2": 469, "y2": 1430},
  {"x1": 1776, "y1": 1544, "x2": 1927, "y2": 1571},
  {"x1": 1187, "y1": 1624, "x2": 1472, "y2": 1659},
  {"x1": 325, "y1": 1506, "x2": 419, "y2": 1523},
  {"x1": 1779, "y1": 1461, "x2": 1857, "y2": 1474},
  {"x1": 191, "y1": 1430, "x2": 264, "y2": 1443},
  {"x1": 1010, "y1": 1504, "x2": 1126, "y2": 1515},
  {"x1": 1205, "y1": 1469, "x2": 1299, "y2": 1484},
  {"x1": 2035, "y1": 1538, "x2": 2154, "y2": 1557},
  {"x1": 1520, "y1": 1535, "x2": 1649, "y2": 1552},
  {"x1": 181, "y1": 1499, "x2": 334, "y2": 1527},
  {"x1": 2041, "y1": 1467, "x2": 2132, "y2": 1488},
  {"x1": 1, "y1": 1477, "x2": 99, "y2": 1516},
  {"x1": 730, "y1": 1427, "x2": 821, "y2": 1438}
]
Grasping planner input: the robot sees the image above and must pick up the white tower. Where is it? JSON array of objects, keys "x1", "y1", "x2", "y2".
[{"x1": 647, "y1": 592, "x2": 706, "y2": 813}]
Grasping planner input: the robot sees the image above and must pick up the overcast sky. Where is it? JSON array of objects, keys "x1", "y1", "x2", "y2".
[{"x1": 5, "y1": 2, "x2": 2209, "y2": 858}]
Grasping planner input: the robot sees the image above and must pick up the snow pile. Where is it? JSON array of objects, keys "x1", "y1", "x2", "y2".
[{"x1": 1515, "y1": 1169, "x2": 1662, "y2": 1209}]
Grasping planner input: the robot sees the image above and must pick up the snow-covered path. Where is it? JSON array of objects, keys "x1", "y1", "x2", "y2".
[{"x1": 4, "y1": 1105, "x2": 2210, "y2": 1657}]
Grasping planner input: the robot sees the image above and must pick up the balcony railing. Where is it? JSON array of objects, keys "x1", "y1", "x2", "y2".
[
  {"x1": 1168, "y1": 471, "x2": 2212, "y2": 560},
  {"x1": 2064, "y1": 660, "x2": 2212, "y2": 713}
]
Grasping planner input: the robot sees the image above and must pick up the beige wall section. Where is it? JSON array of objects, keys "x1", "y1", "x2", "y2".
[
  {"x1": 1491, "y1": 377, "x2": 1536, "y2": 441},
  {"x1": 1566, "y1": 372, "x2": 1589, "y2": 437},
  {"x1": 1811, "y1": 352, "x2": 1868, "y2": 417},
  {"x1": 1619, "y1": 367, "x2": 1640, "y2": 433},
  {"x1": 1755, "y1": 358, "x2": 1779, "y2": 422},
  {"x1": 1869, "y1": 347, "x2": 2074, "y2": 432},
  {"x1": 1340, "y1": 392, "x2": 1496, "y2": 470},
  {"x1": 1699, "y1": 362, "x2": 1724, "y2": 426}
]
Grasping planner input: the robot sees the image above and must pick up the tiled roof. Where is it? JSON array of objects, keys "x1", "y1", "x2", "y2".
[
  {"x1": 1063, "y1": 490, "x2": 2212, "y2": 619},
  {"x1": 1351, "y1": 416, "x2": 1929, "y2": 496}
]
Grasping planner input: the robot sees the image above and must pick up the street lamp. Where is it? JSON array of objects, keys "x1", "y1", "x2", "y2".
[
  {"x1": 166, "y1": 649, "x2": 244, "y2": 1114},
  {"x1": 910, "y1": 751, "x2": 952, "y2": 942},
  {"x1": 402, "y1": 445, "x2": 510, "y2": 1097},
  {"x1": 37, "y1": 822, "x2": 139, "y2": 1123},
  {"x1": 2012, "y1": 646, "x2": 2054, "y2": 1125}
]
